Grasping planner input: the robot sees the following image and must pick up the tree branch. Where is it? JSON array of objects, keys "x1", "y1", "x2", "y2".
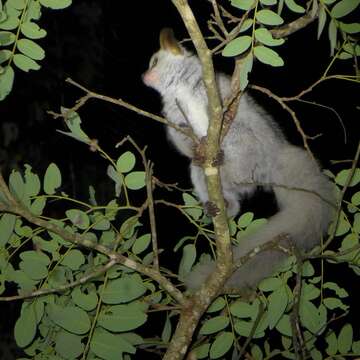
[
  {"x1": 0, "y1": 171, "x2": 186, "y2": 306},
  {"x1": 48, "y1": 78, "x2": 199, "y2": 145}
]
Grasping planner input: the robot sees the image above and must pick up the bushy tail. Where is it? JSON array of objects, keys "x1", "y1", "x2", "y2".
[{"x1": 185, "y1": 146, "x2": 336, "y2": 292}]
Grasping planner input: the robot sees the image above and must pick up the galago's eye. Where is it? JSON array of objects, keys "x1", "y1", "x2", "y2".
[{"x1": 149, "y1": 55, "x2": 158, "y2": 69}]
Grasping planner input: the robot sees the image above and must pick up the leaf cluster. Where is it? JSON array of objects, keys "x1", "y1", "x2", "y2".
[
  {"x1": 0, "y1": 0, "x2": 72, "y2": 100},
  {"x1": 221, "y1": 0, "x2": 360, "y2": 89}
]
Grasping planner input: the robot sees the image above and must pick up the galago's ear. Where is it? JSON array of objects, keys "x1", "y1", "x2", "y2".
[{"x1": 159, "y1": 28, "x2": 183, "y2": 55}]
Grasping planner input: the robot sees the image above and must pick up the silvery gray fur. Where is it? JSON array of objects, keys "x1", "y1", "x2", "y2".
[{"x1": 143, "y1": 43, "x2": 335, "y2": 291}]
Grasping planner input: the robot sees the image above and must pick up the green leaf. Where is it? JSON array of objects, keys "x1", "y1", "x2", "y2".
[
  {"x1": 325, "y1": 331, "x2": 338, "y2": 355},
  {"x1": 120, "y1": 215, "x2": 140, "y2": 239},
  {"x1": 230, "y1": 300, "x2": 254, "y2": 318},
  {"x1": 331, "y1": 0, "x2": 360, "y2": 19},
  {"x1": 354, "y1": 213, "x2": 360, "y2": 233},
  {"x1": 310, "y1": 348, "x2": 322, "y2": 360},
  {"x1": 199, "y1": 316, "x2": 229, "y2": 335},
  {"x1": 255, "y1": 28, "x2": 285, "y2": 46},
  {"x1": 0, "y1": 49, "x2": 12, "y2": 64},
  {"x1": 179, "y1": 244, "x2": 196, "y2": 280},
  {"x1": 267, "y1": 285, "x2": 288, "y2": 328},
  {"x1": 276, "y1": 314, "x2": 292, "y2": 336},
  {"x1": 107, "y1": 165, "x2": 122, "y2": 196},
  {"x1": 300, "y1": 300, "x2": 324, "y2": 333},
  {"x1": 17, "y1": 38, "x2": 45, "y2": 60},
  {"x1": 25, "y1": 1, "x2": 41, "y2": 20},
  {"x1": 91, "y1": 213, "x2": 110, "y2": 230},
  {"x1": 13, "y1": 53, "x2": 40, "y2": 72},
  {"x1": 183, "y1": 193, "x2": 202, "y2": 220},
  {"x1": 132, "y1": 233, "x2": 151, "y2": 255},
  {"x1": 117, "y1": 151, "x2": 136, "y2": 173},
  {"x1": 234, "y1": 319, "x2": 265, "y2": 338},
  {"x1": 301, "y1": 261, "x2": 315, "y2": 277},
  {"x1": 30, "y1": 197, "x2": 46, "y2": 215},
  {"x1": 7, "y1": 0, "x2": 26, "y2": 9},
  {"x1": 9, "y1": 170, "x2": 24, "y2": 201},
  {"x1": 55, "y1": 331, "x2": 84, "y2": 359},
  {"x1": 24, "y1": 164, "x2": 41, "y2": 197},
  {"x1": 98, "y1": 303, "x2": 147, "y2": 332},
  {"x1": 230, "y1": 0, "x2": 255, "y2": 10},
  {"x1": 125, "y1": 171, "x2": 145, "y2": 190},
  {"x1": 260, "y1": 0, "x2": 277, "y2": 5},
  {"x1": 351, "y1": 191, "x2": 360, "y2": 206},
  {"x1": 183, "y1": 193, "x2": 198, "y2": 205},
  {"x1": 48, "y1": 304, "x2": 91, "y2": 335},
  {"x1": 0, "y1": 16, "x2": 19, "y2": 30},
  {"x1": 101, "y1": 275, "x2": 147, "y2": 304},
  {"x1": 338, "y1": 51, "x2": 353, "y2": 60},
  {"x1": 44, "y1": 163, "x2": 61, "y2": 194},
  {"x1": 20, "y1": 250, "x2": 50, "y2": 265},
  {"x1": 71, "y1": 286, "x2": 98, "y2": 311},
  {"x1": 339, "y1": 22, "x2": 360, "y2": 34},
  {"x1": 239, "y1": 52, "x2": 253, "y2": 90},
  {"x1": 328, "y1": 19, "x2": 337, "y2": 56},
  {"x1": 207, "y1": 297, "x2": 226, "y2": 313},
  {"x1": 8, "y1": 269, "x2": 37, "y2": 292},
  {"x1": 251, "y1": 344, "x2": 263, "y2": 360},
  {"x1": 317, "y1": 5, "x2": 327, "y2": 39},
  {"x1": 258, "y1": 277, "x2": 282, "y2": 292},
  {"x1": 0, "y1": 65, "x2": 14, "y2": 100},
  {"x1": 328, "y1": 211, "x2": 350, "y2": 236},
  {"x1": 301, "y1": 283, "x2": 320, "y2": 301},
  {"x1": 323, "y1": 297, "x2": 348, "y2": 311},
  {"x1": 237, "y1": 218, "x2": 267, "y2": 239},
  {"x1": 237, "y1": 212, "x2": 254, "y2": 228},
  {"x1": 195, "y1": 343, "x2": 211, "y2": 359},
  {"x1": 256, "y1": 9, "x2": 284, "y2": 25},
  {"x1": 323, "y1": 282, "x2": 348, "y2": 298},
  {"x1": 222, "y1": 36, "x2": 252, "y2": 57},
  {"x1": 59, "y1": 108, "x2": 90, "y2": 142},
  {"x1": 161, "y1": 315, "x2": 172, "y2": 343},
  {"x1": 335, "y1": 168, "x2": 360, "y2": 187},
  {"x1": 239, "y1": 19, "x2": 253, "y2": 33},
  {"x1": 284, "y1": 0, "x2": 305, "y2": 13},
  {"x1": 14, "y1": 304, "x2": 37, "y2": 347},
  {"x1": 120, "y1": 333, "x2": 144, "y2": 346},
  {"x1": 343, "y1": 42, "x2": 360, "y2": 56},
  {"x1": 338, "y1": 323, "x2": 352, "y2": 353},
  {"x1": 19, "y1": 260, "x2": 48, "y2": 280},
  {"x1": 0, "y1": 31, "x2": 15, "y2": 45},
  {"x1": 66, "y1": 209, "x2": 90, "y2": 230},
  {"x1": 0, "y1": 213, "x2": 16, "y2": 247},
  {"x1": 209, "y1": 332, "x2": 234, "y2": 359},
  {"x1": 39, "y1": 0, "x2": 72, "y2": 10},
  {"x1": 21, "y1": 21, "x2": 47, "y2": 39},
  {"x1": 254, "y1": 45, "x2": 284, "y2": 66},
  {"x1": 90, "y1": 329, "x2": 135, "y2": 360},
  {"x1": 61, "y1": 249, "x2": 85, "y2": 270},
  {"x1": 353, "y1": 340, "x2": 360, "y2": 354}
]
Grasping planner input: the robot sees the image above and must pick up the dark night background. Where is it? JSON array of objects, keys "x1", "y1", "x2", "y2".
[{"x1": 0, "y1": 0, "x2": 359, "y2": 358}]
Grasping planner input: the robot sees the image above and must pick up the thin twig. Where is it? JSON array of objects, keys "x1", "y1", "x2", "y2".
[
  {"x1": 49, "y1": 78, "x2": 199, "y2": 145},
  {"x1": 0, "y1": 259, "x2": 117, "y2": 302},
  {"x1": 146, "y1": 161, "x2": 160, "y2": 271},
  {"x1": 208, "y1": 0, "x2": 228, "y2": 36},
  {"x1": 271, "y1": 10, "x2": 318, "y2": 38},
  {"x1": 250, "y1": 84, "x2": 317, "y2": 160}
]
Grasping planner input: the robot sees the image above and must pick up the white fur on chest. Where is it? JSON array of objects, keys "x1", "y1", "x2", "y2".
[{"x1": 177, "y1": 86, "x2": 209, "y2": 138}]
